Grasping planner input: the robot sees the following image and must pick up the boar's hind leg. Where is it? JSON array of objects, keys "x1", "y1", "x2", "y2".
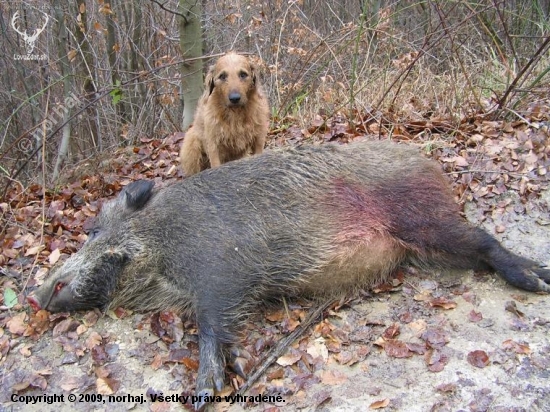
[
  {"x1": 431, "y1": 224, "x2": 550, "y2": 292},
  {"x1": 471, "y1": 227, "x2": 550, "y2": 292}
]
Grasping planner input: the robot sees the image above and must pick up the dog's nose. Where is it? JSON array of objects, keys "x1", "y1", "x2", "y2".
[{"x1": 229, "y1": 92, "x2": 241, "y2": 104}]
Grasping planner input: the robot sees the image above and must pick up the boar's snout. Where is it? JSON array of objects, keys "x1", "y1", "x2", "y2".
[
  {"x1": 26, "y1": 272, "x2": 77, "y2": 313},
  {"x1": 29, "y1": 248, "x2": 131, "y2": 313},
  {"x1": 27, "y1": 294, "x2": 41, "y2": 312}
]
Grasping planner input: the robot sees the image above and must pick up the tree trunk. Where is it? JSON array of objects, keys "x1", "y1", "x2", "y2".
[
  {"x1": 106, "y1": 0, "x2": 128, "y2": 127},
  {"x1": 179, "y1": 0, "x2": 204, "y2": 130},
  {"x1": 74, "y1": 0, "x2": 100, "y2": 151},
  {"x1": 51, "y1": 0, "x2": 73, "y2": 183},
  {"x1": 125, "y1": 0, "x2": 147, "y2": 128}
]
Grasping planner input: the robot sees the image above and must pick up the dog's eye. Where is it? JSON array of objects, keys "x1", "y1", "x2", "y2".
[
  {"x1": 218, "y1": 73, "x2": 227, "y2": 81},
  {"x1": 239, "y1": 71, "x2": 248, "y2": 80}
]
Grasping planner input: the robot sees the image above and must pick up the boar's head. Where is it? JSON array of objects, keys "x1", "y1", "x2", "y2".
[{"x1": 27, "y1": 180, "x2": 155, "y2": 313}]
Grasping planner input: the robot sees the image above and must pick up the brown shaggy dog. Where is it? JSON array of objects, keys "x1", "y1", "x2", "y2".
[{"x1": 180, "y1": 52, "x2": 270, "y2": 176}]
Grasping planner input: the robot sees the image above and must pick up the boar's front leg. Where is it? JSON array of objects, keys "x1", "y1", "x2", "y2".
[
  {"x1": 194, "y1": 279, "x2": 248, "y2": 411},
  {"x1": 193, "y1": 294, "x2": 252, "y2": 410},
  {"x1": 195, "y1": 322, "x2": 226, "y2": 410},
  {"x1": 195, "y1": 324, "x2": 253, "y2": 410}
]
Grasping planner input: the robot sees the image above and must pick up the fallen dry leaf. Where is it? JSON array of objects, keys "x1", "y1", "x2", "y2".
[
  {"x1": 7, "y1": 312, "x2": 27, "y2": 335},
  {"x1": 91, "y1": 343, "x2": 109, "y2": 365},
  {"x1": 28, "y1": 373, "x2": 48, "y2": 390},
  {"x1": 151, "y1": 353, "x2": 165, "y2": 370},
  {"x1": 85, "y1": 331, "x2": 103, "y2": 349},
  {"x1": 276, "y1": 350, "x2": 302, "y2": 366},
  {"x1": 95, "y1": 365, "x2": 110, "y2": 379},
  {"x1": 408, "y1": 319, "x2": 427, "y2": 335},
  {"x1": 265, "y1": 310, "x2": 285, "y2": 322},
  {"x1": 24, "y1": 244, "x2": 44, "y2": 256},
  {"x1": 429, "y1": 297, "x2": 457, "y2": 310},
  {"x1": 468, "y1": 310, "x2": 483, "y2": 322},
  {"x1": 406, "y1": 342, "x2": 427, "y2": 355},
  {"x1": 425, "y1": 349, "x2": 449, "y2": 372},
  {"x1": 24, "y1": 310, "x2": 50, "y2": 338},
  {"x1": 370, "y1": 398, "x2": 390, "y2": 409},
  {"x1": 502, "y1": 339, "x2": 531, "y2": 354},
  {"x1": 382, "y1": 323, "x2": 400, "y2": 339},
  {"x1": 59, "y1": 375, "x2": 82, "y2": 391},
  {"x1": 319, "y1": 370, "x2": 348, "y2": 385},
  {"x1": 467, "y1": 350, "x2": 490, "y2": 368},
  {"x1": 53, "y1": 318, "x2": 80, "y2": 337},
  {"x1": 96, "y1": 377, "x2": 119, "y2": 395},
  {"x1": 181, "y1": 357, "x2": 199, "y2": 371},
  {"x1": 421, "y1": 327, "x2": 449, "y2": 347},
  {"x1": 281, "y1": 316, "x2": 301, "y2": 332},
  {"x1": 384, "y1": 340, "x2": 413, "y2": 358},
  {"x1": 306, "y1": 338, "x2": 329, "y2": 362},
  {"x1": 49, "y1": 248, "x2": 61, "y2": 265},
  {"x1": 505, "y1": 301, "x2": 525, "y2": 318},
  {"x1": 334, "y1": 350, "x2": 354, "y2": 365},
  {"x1": 83, "y1": 310, "x2": 100, "y2": 326},
  {"x1": 19, "y1": 345, "x2": 32, "y2": 357},
  {"x1": 12, "y1": 381, "x2": 30, "y2": 392}
]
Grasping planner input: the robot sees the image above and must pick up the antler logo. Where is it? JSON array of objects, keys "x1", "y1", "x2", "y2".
[{"x1": 11, "y1": 10, "x2": 49, "y2": 55}]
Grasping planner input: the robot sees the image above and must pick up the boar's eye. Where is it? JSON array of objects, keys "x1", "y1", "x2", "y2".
[
  {"x1": 54, "y1": 281, "x2": 66, "y2": 293},
  {"x1": 87, "y1": 228, "x2": 101, "y2": 241}
]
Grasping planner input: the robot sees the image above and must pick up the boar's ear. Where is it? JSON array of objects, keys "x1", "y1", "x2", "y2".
[{"x1": 121, "y1": 180, "x2": 155, "y2": 211}]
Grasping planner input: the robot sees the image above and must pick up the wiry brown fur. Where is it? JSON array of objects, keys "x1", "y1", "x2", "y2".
[{"x1": 180, "y1": 52, "x2": 270, "y2": 176}]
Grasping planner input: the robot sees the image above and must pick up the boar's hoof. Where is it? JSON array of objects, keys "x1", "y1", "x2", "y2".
[
  {"x1": 195, "y1": 368, "x2": 225, "y2": 411},
  {"x1": 534, "y1": 266, "x2": 550, "y2": 281},
  {"x1": 528, "y1": 267, "x2": 550, "y2": 292},
  {"x1": 194, "y1": 387, "x2": 214, "y2": 411},
  {"x1": 195, "y1": 339, "x2": 225, "y2": 410},
  {"x1": 505, "y1": 266, "x2": 550, "y2": 292},
  {"x1": 229, "y1": 346, "x2": 252, "y2": 378}
]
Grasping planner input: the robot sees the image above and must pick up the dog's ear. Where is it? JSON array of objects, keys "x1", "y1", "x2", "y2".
[
  {"x1": 205, "y1": 65, "x2": 215, "y2": 95},
  {"x1": 249, "y1": 60, "x2": 258, "y2": 88}
]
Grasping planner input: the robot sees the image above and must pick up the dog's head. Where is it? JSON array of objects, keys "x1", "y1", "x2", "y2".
[{"x1": 205, "y1": 52, "x2": 259, "y2": 107}]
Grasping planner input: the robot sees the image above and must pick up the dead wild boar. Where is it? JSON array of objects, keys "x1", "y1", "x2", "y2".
[{"x1": 28, "y1": 141, "x2": 549, "y2": 409}]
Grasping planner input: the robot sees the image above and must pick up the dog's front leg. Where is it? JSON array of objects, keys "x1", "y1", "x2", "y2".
[
  {"x1": 253, "y1": 135, "x2": 265, "y2": 155},
  {"x1": 207, "y1": 147, "x2": 222, "y2": 168}
]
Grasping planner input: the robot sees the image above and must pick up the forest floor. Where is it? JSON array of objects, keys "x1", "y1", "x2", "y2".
[{"x1": 1, "y1": 102, "x2": 550, "y2": 412}]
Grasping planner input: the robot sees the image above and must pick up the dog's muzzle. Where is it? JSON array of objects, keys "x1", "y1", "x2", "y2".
[{"x1": 228, "y1": 92, "x2": 242, "y2": 105}]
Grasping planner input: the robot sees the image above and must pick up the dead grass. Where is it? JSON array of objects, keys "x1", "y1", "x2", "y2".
[
  {"x1": 274, "y1": 45, "x2": 550, "y2": 133},
  {"x1": 256, "y1": 1, "x2": 550, "y2": 134}
]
